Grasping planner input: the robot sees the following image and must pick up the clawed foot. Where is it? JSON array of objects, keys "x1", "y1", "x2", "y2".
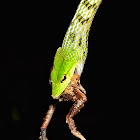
[
  {"x1": 39, "y1": 135, "x2": 48, "y2": 140},
  {"x1": 71, "y1": 131, "x2": 86, "y2": 140}
]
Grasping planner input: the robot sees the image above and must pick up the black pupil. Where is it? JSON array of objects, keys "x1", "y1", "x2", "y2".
[{"x1": 61, "y1": 75, "x2": 66, "y2": 83}]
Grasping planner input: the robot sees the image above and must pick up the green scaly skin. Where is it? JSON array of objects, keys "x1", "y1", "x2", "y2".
[{"x1": 51, "y1": 0, "x2": 102, "y2": 99}]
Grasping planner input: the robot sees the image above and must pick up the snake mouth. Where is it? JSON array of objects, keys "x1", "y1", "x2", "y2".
[
  {"x1": 51, "y1": 89, "x2": 64, "y2": 99},
  {"x1": 51, "y1": 94, "x2": 60, "y2": 99},
  {"x1": 51, "y1": 79, "x2": 72, "y2": 100}
]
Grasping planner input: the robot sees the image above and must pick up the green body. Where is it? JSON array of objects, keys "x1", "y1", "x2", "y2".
[{"x1": 51, "y1": 0, "x2": 102, "y2": 99}]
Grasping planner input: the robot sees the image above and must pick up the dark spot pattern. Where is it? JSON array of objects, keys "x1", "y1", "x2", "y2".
[{"x1": 76, "y1": 14, "x2": 90, "y2": 25}]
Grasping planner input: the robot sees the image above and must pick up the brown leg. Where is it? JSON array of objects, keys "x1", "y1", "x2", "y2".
[
  {"x1": 77, "y1": 82, "x2": 86, "y2": 94},
  {"x1": 66, "y1": 88, "x2": 87, "y2": 140},
  {"x1": 40, "y1": 105, "x2": 56, "y2": 140}
]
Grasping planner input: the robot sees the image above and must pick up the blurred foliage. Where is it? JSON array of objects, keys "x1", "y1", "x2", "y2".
[{"x1": 11, "y1": 105, "x2": 20, "y2": 121}]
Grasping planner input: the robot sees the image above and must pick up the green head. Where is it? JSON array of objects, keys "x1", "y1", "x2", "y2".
[{"x1": 50, "y1": 47, "x2": 78, "y2": 99}]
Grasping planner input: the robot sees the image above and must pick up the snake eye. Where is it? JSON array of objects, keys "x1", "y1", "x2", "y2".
[
  {"x1": 49, "y1": 78, "x2": 52, "y2": 86},
  {"x1": 61, "y1": 75, "x2": 67, "y2": 83},
  {"x1": 49, "y1": 66, "x2": 53, "y2": 86}
]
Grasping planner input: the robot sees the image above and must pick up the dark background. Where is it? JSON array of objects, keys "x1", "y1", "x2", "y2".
[{"x1": 1, "y1": 1, "x2": 122, "y2": 140}]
